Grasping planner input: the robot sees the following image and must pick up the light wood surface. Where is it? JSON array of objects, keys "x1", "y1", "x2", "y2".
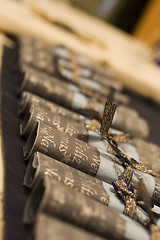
[{"x1": 0, "y1": 0, "x2": 160, "y2": 104}]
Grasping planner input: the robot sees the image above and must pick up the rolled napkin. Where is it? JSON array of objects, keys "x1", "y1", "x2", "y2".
[
  {"x1": 23, "y1": 151, "x2": 149, "y2": 224},
  {"x1": 19, "y1": 64, "x2": 128, "y2": 108},
  {"x1": 24, "y1": 151, "x2": 109, "y2": 204},
  {"x1": 113, "y1": 105, "x2": 149, "y2": 139},
  {"x1": 19, "y1": 91, "x2": 149, "y2": 139},
  {"x1": 54, "y1": 45, "x2": 115, "y2": 80},
  {"x1": 20, "y1": 104, "x2": 107, "y2": 150},
  {"x1": 18, "y1": 91, "x2": 86, "y2": 122},
  {"x1": 19, "y1": 36, "x2": 55, "y2": 74},
  {"x1": 23, "y1": 121, "x2": 101, "y2": 176},
  {"x1": 23, "y1": 122, "x2": 160, "y2": 207},
  {"x1": 19, "y1": 36, "x2": 123, "y2": 91},
  {"x1": 55, "y1": 58, "x2": 129, "y2": 105},
  {"x1": 17, "y1": 69, "x2": 104, "y2": 117},
  {"x1": 32, "y1": 213, "x2": 107, "y2": 240},
  {"x1": 23, "y1": 176, "x2": 150, "y2": 240},
  {"x1": 21, "y1": 64, "x2": 126, "y2": 105}
]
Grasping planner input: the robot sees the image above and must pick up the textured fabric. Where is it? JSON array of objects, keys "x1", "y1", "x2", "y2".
[{"x1": 1, "y1": 44, "x2": 30, "y2": 240}]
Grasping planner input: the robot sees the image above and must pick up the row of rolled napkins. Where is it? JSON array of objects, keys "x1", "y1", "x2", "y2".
[{"x1": 17, "y1": 36, "x2": 160, "y2": 240}]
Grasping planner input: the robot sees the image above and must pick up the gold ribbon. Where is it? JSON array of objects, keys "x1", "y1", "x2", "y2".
[
  {"x1": 100, "y1": 102, "x2": 160, "y2": 177},
  {"x1": 107, "y1": 137, "x2": 160, "y2": 178},
  {"x1": 112, "y1": 165, "x2": 137, "y2": 219},
  {"x1": 85, "y1": 119, "x2": 100, "y2": 132},
  {"x1": 100, "y1": 102, "x2": 117, "y2": 136},
  {"x1": 150, "y1": 224, "x2": 160, "y2": 240},
  {"x1": 86, "y1": 101, "x2": 160, "y2": 234}
]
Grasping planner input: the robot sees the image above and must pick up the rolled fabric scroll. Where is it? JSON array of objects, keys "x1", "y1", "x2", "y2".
[
  {"x1": 54, "y1": 45, "x2": 122, "y2": 91},
  {"x1": 20, "y1": 104, "x2": 103, "y2": 147},
  {"x1": 18, "y1": 91, "x2": 86, "y2": 122},
  {"x1": 19, "y1": 36, "x2": 55, "y2": 74},
  {"x1": 24, "y1": 152, "x2": 109, "y2": 205},
  {"x1": 55, "y1": 59, "x2": 129, "y2": 105},
  {"x1": 20, "y1": 103, "x2": 156, "y2": 175},
  {"x1": 19, "y1": 36, "x2": 123, "y2": 91},
  {"x1": 54, "y1": 45, "x2": 112, "y2": 77},
  {"x1": 23, "y1": 122, "x2": 160, "y2": 207},
  {"x1": 113, "y1": 105, "x2": 149, "y2": 139},
  {"x1": 23, "y1": 121, "x2": 101, "y2": 176},
  {"x1": 23, "y1": 151, "x2": 149, "y2": 224},
  {"x1": 23, "y1": 176, "x2": 150, "y2": 240},
  {"x1": 19, "y1": 91, "x2": 149, "y2": 139},
  {"x1": 17, "y1": 69, "x2": 104, "y2": 115},
  {"x1": 32, "y1": 213, "x2": 107, "y2": 240}
]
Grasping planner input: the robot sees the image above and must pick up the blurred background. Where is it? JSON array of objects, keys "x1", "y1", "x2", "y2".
[{"x1": 61, "y1": 0, "x2": 160, "y2": 46}]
